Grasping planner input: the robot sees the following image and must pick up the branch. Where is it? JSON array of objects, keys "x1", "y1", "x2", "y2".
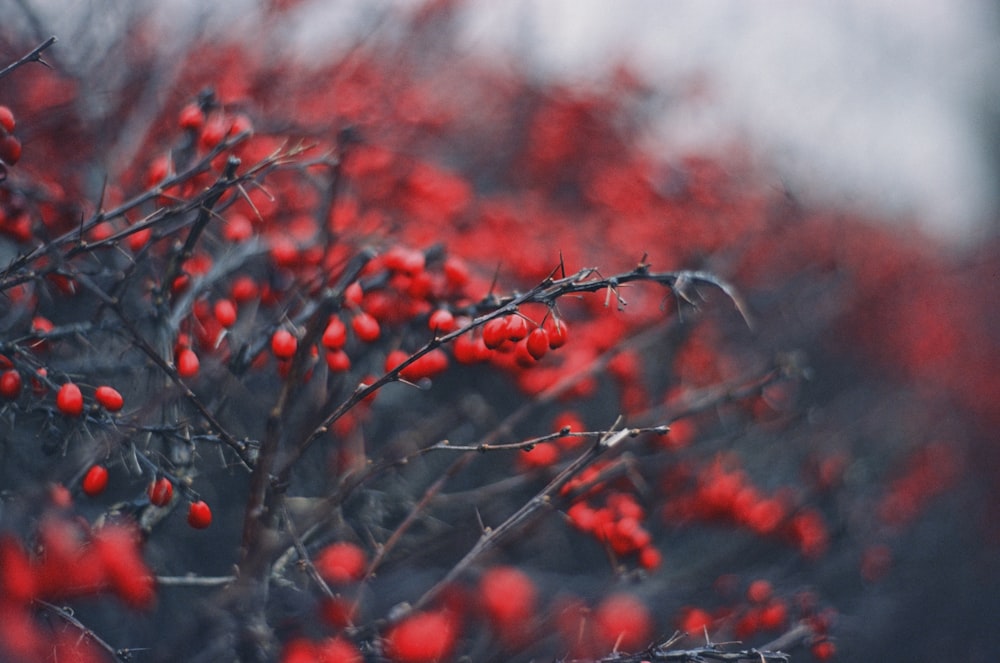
[
  {"x1": 393, "y1": 424, "x2": 635, "y2": 622},
  {"x1": 591, "y1": 630, "x2": 793, "y2": 662},
  {"x1": 279, "y1": 262, "x2": 750, "y2": 479},
  {"x1": 71, "y1": 272, "x2": 255, "y2": 467},
  {"x1": 34, "y1": 599, "x2": 131, "y2": 662},
  {"x1": 430, "y1": 425, "x2": 667, "y2": 453},
  {"x1": 0, "y1": 36, "x2": 56, "y2": 80},
  {"x1": 158, "y1": 156, "x2": 242, "y2": 314},
  {"x1": 237, "y1": 249, "x2": 375, "y2": 580},
  {"x1": 156, "y1": 575, "x2": 237, "y2": 587}
]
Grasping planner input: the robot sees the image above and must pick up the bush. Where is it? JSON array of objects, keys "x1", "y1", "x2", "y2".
[{"x1": 0, "y1": 4, "x2": 997, "y2": 662}]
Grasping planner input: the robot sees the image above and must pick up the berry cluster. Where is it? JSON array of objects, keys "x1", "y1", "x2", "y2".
[
  {"x1": 0, "y1": 499, "x2": 152, "y2": 661},
  {"x1": 0, "y1": 105, "x2": 21, "y2": 172}
]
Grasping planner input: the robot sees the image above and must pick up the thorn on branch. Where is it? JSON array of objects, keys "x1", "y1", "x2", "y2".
[{"x1": 0, "y1": 36, "x2": 57, "y2": 80}]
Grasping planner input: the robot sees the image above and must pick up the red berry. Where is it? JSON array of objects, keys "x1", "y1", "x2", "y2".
[
  {"x1": 811, "y1": 640, "x2": 836, "y2": 660},
  {"x1": 0, "y1": 369, "x2": 21, "y2": 399},
  {"x1": 187, "y1": 500, "x2": 212, "y2": 529},
  {"x1": 513, "y1": 340, "x2": 538, "y2": 368},
  {"x1": 385, "y1": 349, "x2": 409, "y2": 374},
  {"x1": 482, "y1": 317, "x2": 509, "y2": 349},
  {"x1": 428, "y1": 308, "x2": 456, "y2": 333},
  {"x1": 442, "y1": 256, "x2": 469, "y2": 289},
  {"x1": 32, "y1": 315, "x2": 53, "y2": 335},
  {"x1": 94, "y1": 386, "x2": 124, "y2": 412},
  {"x1": 177, "y1": 348, "x2": 200, "y2": 378},
  {"x1": 222, "y1": 214, "x2": 253, "y2": 243},
  {"x1": 31, "y1": 367, "x2": 48, "y2": 396},
  {"x1": 127, "y1": 226, "x2": 152, "y2": 252},
  {"x1": 178, "y1": 102, "x2": 205, "y2": 130},
  {"x1": 385, "y1": 611, "x2": 458, "y2": 663},
  {"x1": 148, "y1": 478, "x2": 173, "y2": 506},
  {"x1": 567, "y1": 503, "x2": 597, "y2": 532},
  {"x1": 325, "y1": 349, "x2": 351, "y2": 372},
  {"x1": 281, "y1": 639, "x2": 318, "y2": 663},
  {"x1": 525, "y1": 327, "x2": 549, "y2": 360},
  {"x1": 595, "y1": 593, "x2": 652, "y2": 652},
  {"x1": 747, "y1": 579, "x2": 773, "y2": 604},
  {"x1": 0, "y1": 135, "x2": 21, "y2": 166},
  {"x1": 322, "y1": 317, "x2": 348, "y2": 350},
  {"x1": 146, "y1": 153, "x2": 171, "y2": 187},
  {"x1": 314, "y1": 542, "x2": 367, "y2": 585},
  {"x1": 199, "y1": 114, "x2": 229, "y2": 150},
  {"x1": 319, "y1": 637, "x2": 361, "y2": 663},
  {"x1": 383, "y1": 246, "x2": 425, "y2": 275},
  {"x1": 759, "y1": 599, "x2": 787, "y2": 631},
  {"x1": 0, "y1": 106, "x2": 14, "y2": 133},
  {"x1": 271, "y1": 329, "x2": 298, "y2": 360},
  {"x1": 344, "y1": 281, "x2": 363, "y2": 306},
  {"x1": 545, "y1": 318, "x2": 569, "y2": 349},
  {"x1": 351, "y1": 312, "x2": 380, "y2": 342},
  {"x1": 269, "y1": 237, "x2": 299, "y2": 268},
  {"x1": 553, "y1": 411, "x2": 583, "y2": 432},
  {"x1": 231, "y1": 275, "x2": 260, "y2": 302},
  {"x1": 56, "y1": 383, "x2": 84, "y2": 417},
  {"x1": 49, "y1": 484, "x2": 73, "y2": 509},
  {"x1": 214, "y1": 299, "x2": 238, "y2": 327},
  {"x1": 519, "y1": 442, "x2": 558, "y2": 469},
  {"x1": 229, "y1": 113, "x2": 253, "y2": 136},
  {"x1": 92, "y1": 524, "x2": 155, "y2": 609},
  {"x1": 662, "y1": 417, "x2": 696, "y2": 450},
  {"x1": 639, "y1": 545, "x2": 663, "y2": 570},
  {"x1": 452, "y1": 333, "x2": 489, "y2": 364},
  {"x1": 283, "y1": 637, "x2": 360, "y2": 663},
  {"x1": 82, "y1": 465, "x2": 109, "y2": 496},
  {"x1": 479, "y1": 566, "x2": 537, "y2": 627},
  {"x1": 505, "y1": 315, "x2": 529, "y2": 341},
  {"x1": 553, "y1": 411, "x2": 585, "y2": 448},
  {"x1": 358, "y1": 374, "x2": 379, "y2": 404},
  {"x1": 679, "y1": 607, "x2": 713, "y2": 634},
  {"x1": 400, "y1": 349, "x2": 449, "y2": 382}
]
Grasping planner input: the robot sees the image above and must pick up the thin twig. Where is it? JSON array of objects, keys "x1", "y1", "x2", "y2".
[
  {"x1": 591, "y1": 629, "x2": 794, "y2": 662},
  {"x1": 0, "y1": 36, "x2": 56, "y2": 80},
  {"x1": 156, "y1": 575, "x2": 237, "y2": 587},
  {"x1": 396, "y1": 425, "x2": 632, "y2": 621},
  {"x1": 71, "y1": 272, "x2": 255, "y2": 467},
  {"x1": 34, "y1": 599, "x2": 128, "y2": 662}
]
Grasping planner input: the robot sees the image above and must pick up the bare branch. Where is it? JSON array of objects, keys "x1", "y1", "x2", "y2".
[{"x1": 0, "y1": 36, "x2": 57, "y2": 80}]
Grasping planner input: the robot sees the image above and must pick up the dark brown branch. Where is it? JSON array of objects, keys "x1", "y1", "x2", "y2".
[
  {"x1": 157, "y1": 156, "x2": 242, "y2": 313},
  {"x1": 237, "y1": 249, "x2": 375, "y2": 579}
]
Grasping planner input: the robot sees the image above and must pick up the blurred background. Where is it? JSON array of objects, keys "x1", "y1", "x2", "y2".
[
  {"x1": 9, "y1": 0, "x2": 999, "y2": 246},
  {"x1": 454, "y1": 0, "x2": 1000, "y2": 247}
]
